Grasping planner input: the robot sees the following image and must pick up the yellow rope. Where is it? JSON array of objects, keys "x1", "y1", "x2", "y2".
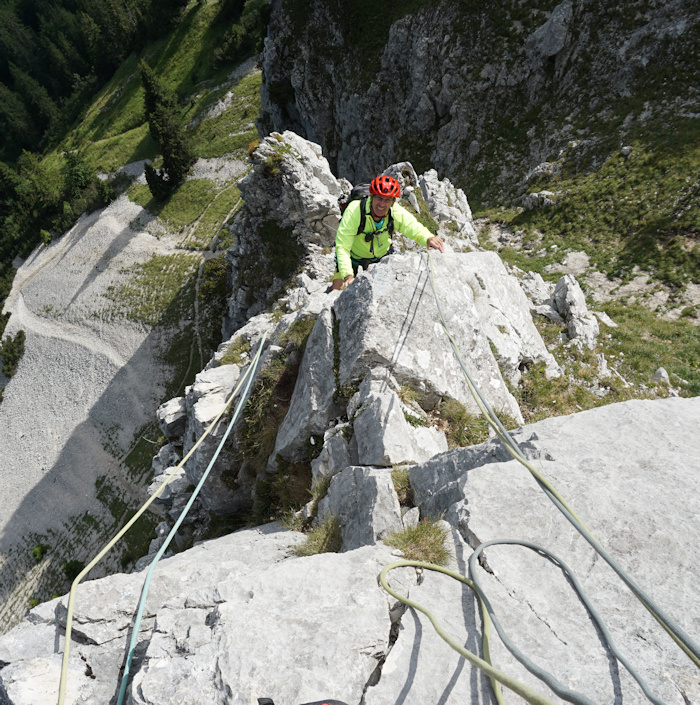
[{"x1": 57, "y1": 347, "x2": 263, "y2": 705}]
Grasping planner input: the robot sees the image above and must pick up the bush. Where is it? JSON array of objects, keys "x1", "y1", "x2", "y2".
[
  {"x1": 1, "y1": 329, "x2": 26, "y2": 377},
  {"x1": 62, "y1": 560, "x2": 85, "y2": 582},
  {"x1": 32, "y1": 544, "x2": 49, "y2": 562}
]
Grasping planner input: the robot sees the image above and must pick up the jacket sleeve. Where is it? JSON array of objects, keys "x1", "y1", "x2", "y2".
[
  {"x1": 335, "y1": 201, "x2": 362, "y2": 279},
  {"x1": 392, "y1": 204, "x2": 433, "y2": 247}
]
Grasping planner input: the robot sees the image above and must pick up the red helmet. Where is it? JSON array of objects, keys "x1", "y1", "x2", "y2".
[{"x1": 369, "y1": 175, "x2": 401, "y2": 198}]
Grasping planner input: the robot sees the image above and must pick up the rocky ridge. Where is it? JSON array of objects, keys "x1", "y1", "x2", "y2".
[{"x1": 1, "y1": 132, "x2": 698, "y2": 704}]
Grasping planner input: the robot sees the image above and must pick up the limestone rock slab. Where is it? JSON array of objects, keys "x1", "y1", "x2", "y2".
[
  {"x1": 461, "y1": 252, "x2": 560, "y2": 382},
  {"x1": 364, "y1": 528, "x2": 495, "y2": 705},
  {"x1": 411, "y1": 397, "x2": 700, "y2": 705},
  {"x1": 352, "y1": 371, "x2": 448, "y2": 466},
  {"x1": 334, "y1": 252, "x2": 524, "y2": 423}
]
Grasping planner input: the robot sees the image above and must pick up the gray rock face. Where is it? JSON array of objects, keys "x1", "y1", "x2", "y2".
[
  {"x1": 310, "y1": 424, "x2": 352, "y2": 481},
  {"x1": 552, "y1": 274, "x2": 600, "y2": 348},
  {"x1": 334, "y1": 252, "x2": 526, "y2": 422},
  {"x1": 526, "y1": 0, "x2": 573, "y2": 58},
  {"x1": 520, "y1": 271, "x2": 554, "y2": 306},
  {"x1": 461, "y1": 252, "x2": 560, "y2": 383},
  {"x1": 364, "y1": 527, "x2": 496, "y2": 705},
  {"x1": 0, "y1": 525, "x2": 396, "y2": 705},
  {"x1": 258, "y1": 0, "x2": 700, "y2": 202},
  {"x1": 351, "y1": 369, "x2": 448, "y2": 467},
  {"x1": 223, "y1": 131, "x2": 339, "y2": 333},
  {"x1": 156, "y1": 397, "x2": 187, "y2": 440},
  {"x1": 181, "y1": 363, "x2": 244, "y2": 514},
  {"x1": 317, "y1": 466, "x2": 403, "y2": 552},
  {"x1": 410, "y1": 396, "x2": 700, "y2": 705},
  {"x1": 419, "y1": 169, "x2": 477, "y2": 244},
  {"x1": 268, "y1": 304, "x2": 342, "y2": 468}
]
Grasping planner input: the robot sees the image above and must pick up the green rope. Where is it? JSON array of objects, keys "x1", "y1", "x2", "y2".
[{"x1": 379, "y1": 560, "x2": 555, "y2": 705}]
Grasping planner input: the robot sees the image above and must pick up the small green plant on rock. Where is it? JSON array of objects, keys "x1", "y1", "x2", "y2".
[
  {"x1": 218, "y1": 337, "x2": 251, "y2": 366},
  {"x1": 391, "y1": 466, "x2": 414, "y2": 508},
  {"x1": 435, "y1": 399, "x2": 490, "y2": 448},
  {"x1": 32, "y1": 544, "x2": 49, "y2": 562},
  {"x1": 292, "y1": 515, "x2": 342, "y2": 557},
  {"x1": 384, "y1": 519, "x2": 451, "y2": 566}
]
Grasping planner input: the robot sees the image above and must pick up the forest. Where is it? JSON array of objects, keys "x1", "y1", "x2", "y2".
[{"x1": 0, "y1": 0, "x2": 264, "y2": 334}]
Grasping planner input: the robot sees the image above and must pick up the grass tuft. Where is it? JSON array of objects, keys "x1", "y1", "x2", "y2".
[
  {"x1": 391, "y1": 466, "x2": 414, "y2": 508},
  {"x1": 384, "y1": 518, "x2": 452, "y2": 566},
  {"x1": 292, "y1": 515, "x2": 342, "y2": 556}
]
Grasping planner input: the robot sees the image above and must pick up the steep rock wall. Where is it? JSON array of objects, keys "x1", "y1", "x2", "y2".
[{"x1": 259, "y1": 0, "x2": 700, "y2": 203}]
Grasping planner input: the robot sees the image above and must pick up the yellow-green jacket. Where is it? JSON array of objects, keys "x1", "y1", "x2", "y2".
[{"x1": 335, "y1": 199, "x2": 433, "y2": 279}]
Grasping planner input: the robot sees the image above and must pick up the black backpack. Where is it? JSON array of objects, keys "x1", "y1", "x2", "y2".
[{"x1": 338, "y1": 183, "x2": 395, "y2": 238}]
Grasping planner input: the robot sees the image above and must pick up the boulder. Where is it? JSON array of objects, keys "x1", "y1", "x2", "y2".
[
  {"x1": 268, "y1": 304, "x2": 343, "y2": 468},
  {"x1": 552, "y1": 274, "x2": 600, "y2": 348},
  {"x1": 519, "y1": 271, "x2": 553, "y2": 305},
  {"x1": 521, "y1": 190, "x2": 556, "y2": 209},
  {"x1": 310, "y1": 424, "x2": 352, "y2": 482},
  {"x1": 334, "y1": 252, "x2": 524, "y2": 423},
  {"x1": 317, "y1": 466, "x2": 403, "y2": 551},
  {"x1": 652, "y1": 366, "x2": 670, "y2": 384},
  {"x1": 351, "y1": 368, "x2": 448, "y2": 466},
  {"x1": 156, "y1": 397, "x2": 187, "y2": 440}
]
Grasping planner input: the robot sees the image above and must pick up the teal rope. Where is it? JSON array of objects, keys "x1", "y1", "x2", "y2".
[
  {"x1": 468, "y1": 540, "x2": 668, "y2": 705},
  {"x1": 115, "y1": 332, "x2": 268, "y2": 705}
]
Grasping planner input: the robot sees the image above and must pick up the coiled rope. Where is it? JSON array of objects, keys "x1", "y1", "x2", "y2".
[
  {"x1": 57, "y1": 332, "x2": 268, "y2": 705},
  {"x1": 379, "y1": 251, "x2": 699, "y2": 704}
]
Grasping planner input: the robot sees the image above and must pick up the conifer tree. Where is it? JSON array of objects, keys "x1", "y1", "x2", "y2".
[{"x1": 139, "y1": 60, "x2": 195, "y2": 200}]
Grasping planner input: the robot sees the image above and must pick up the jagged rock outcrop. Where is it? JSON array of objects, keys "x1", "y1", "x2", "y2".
[
  {"x1": 533, "y1": 273, "x2": 602, "y2": 349},
  {"x1": 150, "y1": 130, "x2": 502, "y2": 518},
  {"x1": 258, "y1": 0, "x2": 700, "y2": 201},
  {"x1": 223, "y1": 131, "x2": 340, "y2": 334}
]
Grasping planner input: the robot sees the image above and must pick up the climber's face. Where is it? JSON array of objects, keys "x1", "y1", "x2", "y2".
[{"x1": 370, "y1": 194, "x2": 395, "y2": 220}]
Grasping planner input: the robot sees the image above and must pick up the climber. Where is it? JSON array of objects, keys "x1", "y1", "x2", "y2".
[{"x1": 331, "y1": 174, "x2": 445, "y2": 291}]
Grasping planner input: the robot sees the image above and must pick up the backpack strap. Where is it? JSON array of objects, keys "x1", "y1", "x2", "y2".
[{"x1": 356, "y1": 196, "x2": 368, "y2": 237}]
